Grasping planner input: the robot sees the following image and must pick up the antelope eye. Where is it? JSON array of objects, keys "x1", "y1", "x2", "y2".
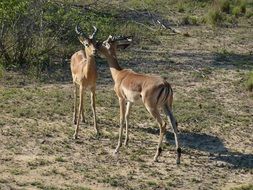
[{"x1": 85, "y1": 43, "x2": 89, "y2": 47}]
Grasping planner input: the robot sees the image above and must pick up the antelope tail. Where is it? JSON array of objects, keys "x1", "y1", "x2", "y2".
[{"x1": 156, "y1": 82, "x2": 172, "y2": 105}]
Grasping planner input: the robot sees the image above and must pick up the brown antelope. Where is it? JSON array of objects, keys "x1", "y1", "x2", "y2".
[
  {"x1": 70, "y1": 25, "x2": 99, "y2": 139},
  {"x1": 98, "y1": 35, "x2": 181, "y2": 164}
]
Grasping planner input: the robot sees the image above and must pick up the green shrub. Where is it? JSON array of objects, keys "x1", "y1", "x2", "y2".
[
  {"x1": 246, "y1": 71, "x2": 253, "y2": 92},
  {"x1": 237, "y1": 0, "x2": 246, "y2": 14},
  {"x1": 219, "y1": 0, "x2": 231, "y2": 13},
  {"x1": 206, "y1": 8, "x2": 224, "y2": 26},
  {"x1": 232, "y1": 6, "x2": 241, "y2": 17},
  {"x1": 177, "y1": 2, "x2": 185, "y2": 13},
  {"x1": 230, "y1": 184, "x2": 253, "y2": 190},
  {"x1": 181, "y1": 15, "x2": 199, "y2": 25}
]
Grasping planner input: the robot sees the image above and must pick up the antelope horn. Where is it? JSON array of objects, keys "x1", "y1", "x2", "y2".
[
  {"x1": 90, "y1": 26, "x2": 98, "y2": 39},
  {"x1": 105, "y1": 35, "x2": 113, "y2": 42},
  {"x1": 75, "y1": 24, "x2": 87, "y2": 38}
]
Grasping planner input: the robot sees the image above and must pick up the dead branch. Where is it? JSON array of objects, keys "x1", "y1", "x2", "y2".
[{"x1": 127, "y1": 5, "x2": 183, "y2": 35}]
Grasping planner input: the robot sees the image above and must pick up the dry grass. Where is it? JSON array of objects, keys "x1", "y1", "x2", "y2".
[{"x1": 0, "y1": 1, "x2": 253, "y2": 190}]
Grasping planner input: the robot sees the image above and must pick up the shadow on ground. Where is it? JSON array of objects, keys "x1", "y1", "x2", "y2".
[
  {"x1": 123, "y1": 50, "x2": 253, "y2": 71},
  {"x1": 166, "y1": 132, "x2": 253, "y2": 169}
]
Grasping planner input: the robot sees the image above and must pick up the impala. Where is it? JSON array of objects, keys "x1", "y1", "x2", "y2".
[
  {"x1": 98, "y1": 35, "x2": 181, "y2": 164},
  {"x1": 70, "y1": 25, "x2": 99, "y2": 139}
]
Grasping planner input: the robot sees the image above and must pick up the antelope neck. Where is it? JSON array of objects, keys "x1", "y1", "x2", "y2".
[{"x1": 105, "y1": 53, "x2": 122, "y2": 81}]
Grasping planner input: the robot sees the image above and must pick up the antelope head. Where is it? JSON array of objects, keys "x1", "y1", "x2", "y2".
[
  {"x1": 75, "y1": 25, "x2": 98, "y2": 56},
  {"x1": 102, "y1": 35, "x2": 132, "y2": 54}
]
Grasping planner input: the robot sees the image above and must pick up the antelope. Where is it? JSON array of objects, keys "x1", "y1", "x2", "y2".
[
  {"x1": 70, "y1": 25, "x2": 99, "y2": 139},
  {"x1": 98, "y1": 35, "x2": 181, "y2": 164}
]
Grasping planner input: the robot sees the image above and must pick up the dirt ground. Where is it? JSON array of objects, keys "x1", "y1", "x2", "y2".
[{"x1": 0, "y1": 13, "x2": 253, "y2": 190}]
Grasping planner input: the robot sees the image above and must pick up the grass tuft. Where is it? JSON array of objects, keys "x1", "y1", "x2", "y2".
[
  {"x1": 181, "y1": 15, "x2": 199, "y2": 25},
  {"x1": 232, "y1": 6, "x2": 241, "y2": 17},
  {"x1": 177, "y1": 2, "x2": 185, "y2": 13},
  {"x1": 206, "y1": 8, "x2": 224, "y2": 26},
  {"x1": 218, "y1": 0, "x2": 231, "y2": 13},
  {"x1": 0, "y1": 63, "x2": 4, "y2": 78},
  {"x1": 230, "y1": 184, "x2": 253, "y2": 190},
  {"x1": 246, "y1": 71, "x2": 253, "y2": 92}
]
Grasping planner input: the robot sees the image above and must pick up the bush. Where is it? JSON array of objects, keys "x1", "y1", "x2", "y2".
[
  {"x1": 237, "y1": 0, "x2": 246, "y2": 14},
  {"x1": 0, "y1": 0, "x2": 152, "y2": 79},
  {"x1": 206, "y1": 8, "x2": 224, "y2": 26},
  {"x1": 177, "y1": 2, "x2": 185, "y2": 13},
  {"x1": 211, "y1": 0, "x2": 247, "y2": 17},
  {"x1": 246, "y1": 71, "x2": 253, "y2": 92},
  {"x1": 181, "y1": 15, "x2": 199, "y2": 25},
  {"x1": 232, "y1": 6, "x2": 241, "y2": 17},
  {"x1": 219, "y1": 0, "x2": 231, "y2": 13}
]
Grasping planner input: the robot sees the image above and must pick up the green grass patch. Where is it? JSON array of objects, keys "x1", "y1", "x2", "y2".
[
  {"x1": 0, "y1": 63, "x2": 4, "y2": 78},
  {"x1": 10, "y1": 168, "x2": 26, "y2": 175},
  {"x1": 232, "y1": 6, "x2": 242, "y2": 17},
  {"x1": 246, "y1": 71, "x2": 253, "y2": 92},
  {"x1": 28, "y1": 158, "x2": 51, "y2": 168},
  {"x1": 218, "y1": 0, "x2": 231, "y2": 13},
  {"x1": 30, "y1": 181, "x2": 59, "y2": 190},
  {"x1": 206, "y1": 8, "x2": 225, "y2": 26},
  {"x1": 181, "y1": 15, "x2": 199, "y2": 25},
  {"x1": 55, "y1": 156, "x2": 66, "y2": 162},
  {"x1": 230, "y1": 184, "x2": 253, "y2": 190},
  {"x1": 100, "y1": 175, "x2": 126, "y2": 187}
]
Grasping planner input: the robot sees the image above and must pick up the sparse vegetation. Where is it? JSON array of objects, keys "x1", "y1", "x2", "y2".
[
  {"x1": 219, "y1": 0, "x2": 231, "y2": 13},
  {"x1": 206, "y1": 8, "x2": 224, "y2": 26},
  {"x1": 232, "y1": 6, "x2": 242, "y2": 17},
  {"x1": 0, "y1": 0, "x2": 253, "y2": 190},
  {"x1": 0, "y1": 63, "x2": 4, "y2": 78},
  {"x1": 205, "y1": 0, "x2": 248, "y2": 26},
  {"x1": 230, "y1": 184, "x2": 253, "y2": 190},
  {"x1": 246, "y1": 71, "x2": 253, "y2": 92},
  {"x1": 177, "y1": 2, "x2": 185, "y2": 13},
  {"x1": 181, "y1": 15, "x2": 199, "y2": 25}
]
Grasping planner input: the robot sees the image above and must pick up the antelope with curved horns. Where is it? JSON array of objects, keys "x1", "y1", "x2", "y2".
[
  {"x1": 70, "y1": 25, "x2": 99, "y2": 139},
  {"x1": 98, "y1": 35, "x2": 181, "y2": 164}
]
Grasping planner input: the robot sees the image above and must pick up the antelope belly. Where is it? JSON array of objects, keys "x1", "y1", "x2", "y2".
[{"x1": 122, "y1": 87, "x2": 141, "y2": 102}]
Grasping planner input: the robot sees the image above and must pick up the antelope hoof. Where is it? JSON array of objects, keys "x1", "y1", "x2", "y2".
[
  {"x1": 73, "y1": 134, "x2": 78, "y2": 140},
  {"x1": 176, "y1": 158, "x2": 180, "y2": 165},
  {"x1": 73, "y1": 113, "x2": 77, "y2": 125},
  {"x1": 176, "y1": 147, "x2": 181, "y2": 165},
  {"x1": 114, "y1": 146, "x2": 120, "y2": 155},
  {"x1": 114, "y1": 149, "x2": 118, "y2": 155},
  {"x1": 153, "y1": 156, "x2": 158, "y2": 162},
  {"x1": 95, "y1": 131, "x2": 101, "y2": 138}
]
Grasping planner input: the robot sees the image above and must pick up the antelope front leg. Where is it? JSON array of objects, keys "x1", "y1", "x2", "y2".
[
  {"x1": 115, "y1": 98, "x2": 126, "y2": 154},
  {"x1": 73, "y1": 83, "x2": 78, "y2": 125},
  {"x1": 91, "y1": 89, "x2": 99, "y2": 136},
  {"x1": 73, "y1": 86, "x2": 84, "y2": 139},
  {"x1": 81, "y1": 100, "x2": 85, "y2": 123},
  {"x1": 124, "y1": 101, "x2": 132, "y2": 146}
]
